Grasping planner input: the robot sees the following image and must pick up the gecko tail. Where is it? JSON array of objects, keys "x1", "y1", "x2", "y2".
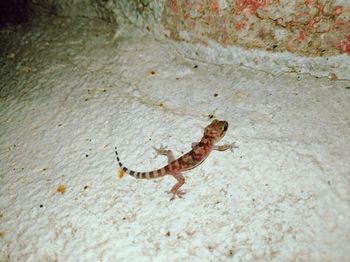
[
  {"x1": 114, "y1": 147, "x2": 167, "y2": 179},
  {"x1": 114, "y1": 147, "x2": 124, "y2": 168},
  {"x1": 115, "y1": 147, "x2": 133, "y2": 178}
]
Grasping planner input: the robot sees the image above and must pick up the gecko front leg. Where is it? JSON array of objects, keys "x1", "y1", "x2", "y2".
[
  {"x1": 213, "y1": 142, "x2": 238, "y2": 152},
  {"x1": 192, "y1": 142, "x2": 237, "y2": 152},
  {"x1": 153, "y1": 145, "x2": 175, "y2": 162}
]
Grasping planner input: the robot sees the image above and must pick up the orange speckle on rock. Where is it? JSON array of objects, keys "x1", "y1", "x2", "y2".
[
  {"x1": 56, "y1": 184, "x2": 65, "y2": 194},
  {"x1": 196, "y1": 3, "x2": 203, "y2": 12},
  {"x1": 305, "y1": 0, "x2": 314, "y2": 8},
  {"x1": 334, "y1": 19, "x2": 344, "y2": 28},
  {"x1": 336, "y1": 35, "x2": 350, "y2": 54},
  {"x1": 333, "y1": 5, "x2": 343, "y2": 15},
  {"x1": 297, "y1": 31, "x2": 305, "y2": 42},
  {"x1": 235, "y1": 0, "x2": 266, "y2": 14},
  {"x1": 183, "y1": 0, "x2": 193, "y2": 9},
  {"x1": 184, "y1": 13, "x2": 190, "y2": 20},
  {"x1": 235, "y1": 22, "x2": 246, "y2": 30},
  {"x1": 171, "y1": 0, "x2": 178, "y2": 13},
  {"x1": 210, "y1": 1, "x2": 219, "y2": 13}
]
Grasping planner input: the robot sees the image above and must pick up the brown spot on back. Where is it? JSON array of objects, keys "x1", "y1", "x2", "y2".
[
  {"x1": 170, "y1": 161, "x2": 180, "y2": 172},
  {"x1": 165, "y1": 165, "x2": 170, "y2": 173},
  {"x1": 189, "y1": 150, "x2": 203, "y2": 161},
  {"x1": 177, "y1": 157, "x2": 187, "y2": 167}
]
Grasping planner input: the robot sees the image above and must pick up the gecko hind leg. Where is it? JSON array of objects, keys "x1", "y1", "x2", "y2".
[
  {"x1": 153, "y1": 146, "x2": 185, "y2": 200},
  {"x1": 169, "y1": 173, "x2": 186, "y2": 201}
]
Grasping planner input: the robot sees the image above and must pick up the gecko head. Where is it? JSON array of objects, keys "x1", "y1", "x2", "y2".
[{"x1": 204, "y1": 119, "x2": 229, "y2": 142}]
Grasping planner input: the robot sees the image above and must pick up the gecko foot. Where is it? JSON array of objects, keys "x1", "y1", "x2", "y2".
[
  {"x1": 228, "y1": 142, "x2": 238, "y2": 153},
  {"x1": 169, "y1": 190, "x2": 186, "y2": 201},
  {"x1": 153, "y1": 145, "x2": 168, "y2": 156}
]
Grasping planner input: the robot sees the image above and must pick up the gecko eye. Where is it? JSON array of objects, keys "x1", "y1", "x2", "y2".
[{"x1": 223, "y1": 124, "x2": 228, "y2": 131}]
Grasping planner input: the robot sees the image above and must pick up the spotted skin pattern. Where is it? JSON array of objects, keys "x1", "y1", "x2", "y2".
[{"x1": 115, "y1": 120, "x2": 235, "y2": 200}]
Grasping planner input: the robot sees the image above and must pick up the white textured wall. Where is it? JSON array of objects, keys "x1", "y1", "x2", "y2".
[{"x1": 0, "y1": 15, "x2": 350, "y2": 261}]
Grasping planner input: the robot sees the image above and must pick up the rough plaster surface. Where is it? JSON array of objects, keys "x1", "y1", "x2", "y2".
[
  {"x1": 1, "y1": 17, "x2": 350, "y2": 261},
  {"x1": 172, "y1": 40, "x2": 350, "y2": 80},
  {"x1": 26, "y1": 0, "x2": 164, "y2": 27},
  {"x1": 161, "y1": 0, "x2": 350, "y2": 56},
  {"x1": 20, "y1": 0, "x2": 350, "y2": 57}
]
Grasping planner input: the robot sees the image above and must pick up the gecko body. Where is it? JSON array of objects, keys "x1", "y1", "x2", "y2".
[{"x1": 115, "y1": 119, "x2": 235, "y2": 200}]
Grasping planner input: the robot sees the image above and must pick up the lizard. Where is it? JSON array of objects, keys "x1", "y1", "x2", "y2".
[{"x1": 115, "y1": 119, "x2": 235, "y2": 200}]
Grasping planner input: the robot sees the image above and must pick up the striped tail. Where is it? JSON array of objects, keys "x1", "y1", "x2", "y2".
[{"x1": 115, "y1": 147, "x2": 167, "y2": 179}]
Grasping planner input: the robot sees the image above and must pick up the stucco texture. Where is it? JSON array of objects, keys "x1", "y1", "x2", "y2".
[
  {"x1": 0, "y1": 15, "x2": 350, "y2": 261},
  {"x1": 161, "y1": 0, "x2": 350, "y2": 56}
]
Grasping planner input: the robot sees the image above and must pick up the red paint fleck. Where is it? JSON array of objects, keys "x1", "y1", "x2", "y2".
[
  {"x1": 210, "y1": 1, "x2": 219, "y2": 13},
  {"x1": 220, "y1": 18, "x2": 229, "y2": 43},
  {"x1": 235, "y1": 22, "x2": 246, "y2": 30},
  {"x1": 183, "y1": 0, "x2": 193, "y2": 9},
  {"x1": 336, "y1": 35, "x2": 350, "y2": 54},
  {"x1": 334, "y1": 19, "x2": 344, "y2": 28},
  {"x1": 305, "y1": 0, "x2": 315, "y2": 8},
  {"x1": 235, "y1": 0, "x2": 266, "y2": 14},
  {"x1": 333, "y1": 5, "x2": 343, "y2": 15},
  {"x1": 171, "y1": 0, "x2": 178, "y2": 13},
  {"x1": 297, "y1": 31, "x2": 305, "y2": 42},
  {"x1": 205, "y1": 15, "x2": 213, "y2": 25},
  {"x1": 190, "y1": 20, "x2": 196, "y2": 28},
  {"x1": 196, "y1": 3, "x2": 203, "y2": 12}
]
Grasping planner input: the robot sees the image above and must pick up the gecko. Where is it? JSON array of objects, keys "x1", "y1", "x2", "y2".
[{"x1": 115, "y1": 119, "x2": 235, "y2": 200}]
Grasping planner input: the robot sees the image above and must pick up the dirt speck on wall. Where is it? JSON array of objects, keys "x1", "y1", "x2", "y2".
[{"x1": 161, "y1": 0, "x2": 350, "y2": 56}]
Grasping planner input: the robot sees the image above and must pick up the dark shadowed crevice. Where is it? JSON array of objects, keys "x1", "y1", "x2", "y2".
[{"x1": 0, "y1": 0, "x2": 31, "y2": 28}]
